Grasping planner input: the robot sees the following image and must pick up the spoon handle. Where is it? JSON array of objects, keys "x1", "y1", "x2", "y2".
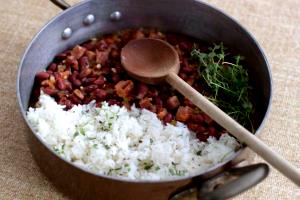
[{"x1": 166, "y1": 72, "x2": 300, "y2": 186}]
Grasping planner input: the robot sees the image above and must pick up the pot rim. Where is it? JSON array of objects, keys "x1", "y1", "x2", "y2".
[{"x1": 17, "y1": 0, "x2": 273, "y2": 184}]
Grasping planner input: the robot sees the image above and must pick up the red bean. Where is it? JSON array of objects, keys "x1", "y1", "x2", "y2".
[
  {"x1": 197, "y1": 126, "x2": 206, "y2": 133},
  {"x1": 94, "y1": 75, "x2": 106, "y2": 85},
  {"x1": 154, "y1": 96, "x2": 163, "y2": 111},
  {"x1": 179, "y1": 72, "x2": 187, "y2": 80},
  {"x1": 32, "y1": 88, "x2": 40, "y2": 99},
  {"x1": 48, "y1": 63, "x2": 57, "y2": 72},
  {"x1": 36, "y1": 71, "x2": 50, "y2": 80},
  {"x1": 179, "y1": 42, "x2": 190, "y2": 51},
  {"x1": 83, "y1": 96, "x2": 93, "y2": 104},
  {"x1": 166, "y1": 96, "x2": 180, "y2": 110},
  {"x1": 197, "y1": 133, "x2": 209, "y2": 142},
  {"x1": 147, "y1": 88, "x2": 158, "y2": 97},
  {"x1": 85, "y1": 84, "x2": 98, "y2": 92},
  {"x1": 208, "y1": 127, "x2": 217, "y2": 137},
  {"x1": 54, "y1": 53, "x2": 67, "y2": 62},
  {"x1": 136, "y1": 83, "x2": 148, "y2": 99},
  {"x1": 46, "y1": 70, "x2": 54, "y2": 75},
  {"x1": 110, "y1": 49, "x2": 119, "y2": 58},
  {"x1": 94, "y1": 89, "x2": 107, "y2": 100},
  {"x1": 112, "y1": 74, "x2": 121, "y2": 83},
  {"x1": 66, "y1": 56, "x2": 79, "y2": 70},
  {"x1": 108, "y1": 99, "x2": 121, "y2": 106},
  {"x1": 114, "y1": 65, "x2": 124, "y2": 73},
  {"x1": 42, "y1": 87, "x2": 57, "y2": 96},
  {"x1": 82, "y1": 77, "x2": 96, "y2": 86},
  {"x1": 73, "y1": 71, "x2": 79, "y2": 77},
  {"x1": 101, "y1": 66, "x2": 110, "y2": 74},
  {"x1": 181, "y1": 59, "x2": 194, "y2": 73},
  {"x1": 69, "y1": 74, "x2": 81, "y2": 87},
  {"x1": 191, "y1": 114, "x2": 204, "y2": 123},
  {"x1": 105, "y1": 37, "x2": 115, "y2": 45},
  {"x1": 64, "y1": 80, "x2": 72, "y2": 91},
  {"x1": 203, "y1": 114, "x2": 213, "y2": 125},
  {"x1": 187, "y1": 123, "x2": 199, "y2": 132},
  {"x1": 69, "y1": 94, "x2": 81, "y2": 104},
  {"x1": 186, "y1": 78, "x2": 195, "y2": 86},
  {"x1": 182, "y1": 41, "x2": 193, "y2": 51},
  {"x1": 183, "y1": 98, "x2": 195, "y2": 108},
  {"x1": 79, "y1": 56, "x2": 89, "y2": 69},
  {"x1": 59, "y1": 97, "x2": 73, "y2": 109},
  {"x1": 53, "y1": 72, "x2": 62, "y2": 80},
  {"x1": 56, "y1": 78, "x2": 66, "y2": 90},
  {"x1": 96, "y1": 40, "x2": 108, "y2": 51},
  {"x1": 82, "y1": 42, "x2": 95, "y2": 51},
  {"x1": 163, "y1": 113, "x2": 173, "y2": 124}
]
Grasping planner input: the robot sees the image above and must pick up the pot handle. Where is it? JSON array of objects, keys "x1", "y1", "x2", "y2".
[
  {"x1": 170, "y1": 163, "x2": 269, "y2": 200},
  {"x1": 49, "y1": 0, "x2": 71, "y2": 10}
]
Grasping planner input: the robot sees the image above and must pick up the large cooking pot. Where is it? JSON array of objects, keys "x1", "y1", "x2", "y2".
[{"x1": 17, "y1": 0, "x2": 272, "y2": 199}]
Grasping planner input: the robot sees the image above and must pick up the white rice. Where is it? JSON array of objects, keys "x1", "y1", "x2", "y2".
[{"x1": 27, "y1": 94, "x2": 240, "y2": 180}]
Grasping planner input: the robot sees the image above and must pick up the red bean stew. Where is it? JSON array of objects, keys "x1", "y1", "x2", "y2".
[{"x1": 31, "y1": 28, "x2": 254, "y2": 142}]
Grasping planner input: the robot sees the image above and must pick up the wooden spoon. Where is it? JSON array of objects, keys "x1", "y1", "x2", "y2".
[{"x1": 121, "y1": 38, "x2": 300, "y2": 186}]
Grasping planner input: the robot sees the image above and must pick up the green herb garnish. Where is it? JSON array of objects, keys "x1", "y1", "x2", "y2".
[
  {"x1": 61, "y1": 144, "x2": 65, "y2": 154},
  {"x1": 191, "y1": 43, "x2": 253, "y2": 130},
  {"x1": 53, "y1": 145, "x2": 64, "y2": 155},
  {"x1": 73, "y1": 132, "x2": 79, "y2": 138},
  {"x1": 79, "y1": 127, "x2": 86, "y2": 136},
  {"x1": 139, "y1": 159, "x2": 154, "y2": 170},
  {"x1": 144, "y1": 164, "x2": 153, "y2": 170},
  {"x1": 169, "y1": 168, "x2": 187, "y2": 176},
  {"x1": 196, "y1": 150, "x2": 202, "y2": 156},
  {"x1": 53, "y1": 147, "x2": 60, "y2": 153}
]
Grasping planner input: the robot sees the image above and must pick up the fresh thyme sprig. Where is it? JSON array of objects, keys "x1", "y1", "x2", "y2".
[{"x1": 191, "y1": 43, "x2": 254, "y2": 130}]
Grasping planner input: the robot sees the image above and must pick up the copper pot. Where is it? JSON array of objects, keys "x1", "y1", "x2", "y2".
[{"x1": 17, "y1": 0, "x2": 272, "y2": 199}]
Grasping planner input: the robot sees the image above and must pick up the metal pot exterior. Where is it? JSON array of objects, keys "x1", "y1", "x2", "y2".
[{"x1": 17, "y1": 0, "x2": 272, "y2": 199}]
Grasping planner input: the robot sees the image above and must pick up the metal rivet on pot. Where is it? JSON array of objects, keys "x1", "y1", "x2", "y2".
[
  {"x1": 83, "y1": 14, "x2": 95, "y2": 25},
  {"x1": 62, "y1": 28, "x2": 72, "y2": 39},
  {"x1": 110, "y1": 11, "x2": 122, "y2": 21}
]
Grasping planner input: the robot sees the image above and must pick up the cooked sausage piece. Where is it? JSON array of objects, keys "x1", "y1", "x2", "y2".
[
  {"x1": 115, "y1": 80, "x2": 134, "y2": 98},
  {"x1": 176, "y1": 106, "x2": 193, "y2": 122}
]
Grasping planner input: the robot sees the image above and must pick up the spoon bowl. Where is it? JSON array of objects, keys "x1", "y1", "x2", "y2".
[{"x1": 121, "y1": 38, "x2": 180, "y2": 84}]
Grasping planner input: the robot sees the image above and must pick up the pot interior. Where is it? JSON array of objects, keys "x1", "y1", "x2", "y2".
[{"x1": 17, "y1": 0, "x2": 271, "y2": 182}]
